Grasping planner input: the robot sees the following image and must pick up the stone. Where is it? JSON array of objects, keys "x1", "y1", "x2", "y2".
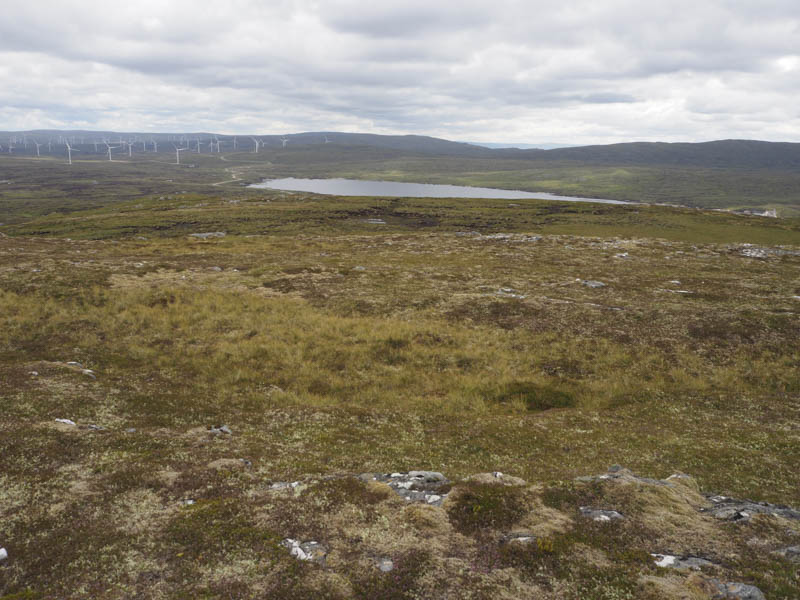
[
  {"x1": 29, "y1": 371, "x2": 38, "y2": 376},
  {"x1": 703, "y1": 495, "x2": 800, "y2": 521},
  {"x1": 364, "y1": 218, "x2": 386, "y2": 225},
  {"x1": 55, "y1": 418, "x2": 77, "y2": 426},
  {"x1": 371, "y1": 471, "x2": 450, "y2": 506},
  {"x1": 66, "y1": 361, "x2": 83, "y2": 368},
  {"x1": 376, "y1": 558, "x2": 394, "y2": 572},
  {"x1": 353, "y1": 266, "x2": 366, "y2": 271},
  {"x1": 189, "y1": 232, "x2": 226, "y2": 239},
  {"x1": 579, "y1": 506, "x2": 624, "y2": 522},
  {"x1": 651, "y1": 553, "x2": 715, "y2": 570},
  {"x1": 699, "y1": 578, "x2": 766, "y2": 600},
  {"x1": 500, "y1": 532, "x2": 537, "y2": 545},
  {"x1": 208, "y1": 425, "x2": 232, "y2": 435},
  {"x1": 581, "y1": 279, "x2": 606, "y2": 288},
  {"x1": 81, "y1": 369, "x2": 96, "y2": 379},
  {"x1": 0, "y1": 547, "x2": 7, "y2": 562},
  {"x1": 209, "y1": 266, "x2": 222, "y2": 272},
  {"x1": 125, "y1": 428, "x2": 137, "y2": 433},
  {"x1": 281, "y1": 538, "x2": 327, "y2": 564}
]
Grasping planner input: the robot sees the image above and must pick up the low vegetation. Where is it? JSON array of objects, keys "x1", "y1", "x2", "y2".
[{"x1": 0, "y1": 154, "x2": 798, "y2": 598}]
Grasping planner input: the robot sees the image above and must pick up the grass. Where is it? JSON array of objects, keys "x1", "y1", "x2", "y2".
[{"x1": 0, "y1": 153, "x2": 799, "y2": 598}]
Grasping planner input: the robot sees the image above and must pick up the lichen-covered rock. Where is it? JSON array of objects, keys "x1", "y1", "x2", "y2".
[
  {"x1": 281, "y1": 539, "x2": 327, "y2": 564},
  {"x1": 651, "y1": 553, "x2": 715, "y2": 570},
  {"x1": 703, "y1": 495, "x2": 800, "y2": 521},
  {"x1": 694, "y1": 577, "x2": 766, "y2": 600},
  {"x1": 579, "y1": 507, "x2": 624, "y2": 522},
  {"x1": 772, "y1": 545, "x2": 800, "y2": 562},
  {"x1": 362, "y1": 471, "x2": 450, "y2": 506}
]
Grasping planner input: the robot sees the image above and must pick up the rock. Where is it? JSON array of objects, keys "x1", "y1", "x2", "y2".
[
  {"x1": 29, "y1": 371, "x2": 38, "y2": 376},
  {"x1": 454, "y1": 231, "x2": 481, "y2": 237},
  {"x1": 55, "y1": 418, "x2": 77, "y2": 426},
  {"x1": 86, "y1": 424, "x2": 105, "y2": 431},
  {"x1": 576, "y1": 466, "x2": 670, "y2": 487},
  {"x1": 208, "y1": 425, "x2": 232, "y2": 435},
  {"x1": 703, "y1": 495, "x2": 800, "y2": 521},
  {"x1": 181, "y1": 499, "x2": 195, "y2": 506},
  {"x1": 579, "y1": 507, "x2": 624, "y2": 522},
  {"x1": 0, "y1": 547, "x2": 7, "y2": 562},
  {"x1": 364, "y1": 218, "x2": 386, "y2": 225},
  {"x1": 500, "y1": 532, "x2": 537, "y2": 545},
  {"x1": 353, "y1": 266, "x2": 366, "y2": 271},
  {"x1": 270, "y1": 481, "x2": 302, "y2": 490},
  {"x1": 66, "y1": 361, "x2": 83, "y2": 368},
  {"x1": 372, "y1": 471, "x2": 450, "y2": 506},
  {"x1": 739, "y1": 247, "x2": 769, "y2": 259},
  {"x1": 125, "y1": 428, "x2": 137, "y2": 433},
  {"x1": 651, "y1": 553, "x2": 715, "y2": 570},
  {"x1": 698, "y1": 578, "x2": 766, "y2": 600},
  {"x1": 581, "y1": 279, "x2": 606, "y2": 288},
  {"x1": 495, "y1": 288, "x2": 526, "y2": 299},
  {"x1": 189, "y1": 232, "x2": 226, "y2": 239},
  {"x1": 614, "y1": 252, "x2": 629, "y2": 259},
  {"x1": 772, "y1": 545, "x2": 800, "y2": 562},
  {"x1": 81, "y1": 369, "x2": 96, "y2": 379},
  {"x1": 281, "y1": 538, "x2": 327, "y2": 564},
  {"x1": 209, "y1": 266, "x2": 222, "y2": 272},
  {"x1": 376, "y1": 558, "x2": 394, "y2": 572}
]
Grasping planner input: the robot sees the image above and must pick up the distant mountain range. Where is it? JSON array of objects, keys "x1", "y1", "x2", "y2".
[{"x1": 2, "y1": 130, "x2": 799, "y2": 170}]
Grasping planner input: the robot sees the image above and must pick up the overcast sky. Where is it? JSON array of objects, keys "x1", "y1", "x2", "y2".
[{"x1": 1, "y1": 0, "x2": 799, "y2": 144}]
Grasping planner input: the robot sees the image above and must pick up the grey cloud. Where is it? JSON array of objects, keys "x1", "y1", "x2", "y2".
[{"x1": 0, "y1": 1, "x2": 799, "y2": 143}]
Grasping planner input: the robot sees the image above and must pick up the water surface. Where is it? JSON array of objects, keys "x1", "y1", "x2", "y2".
[{"x1": 250, "y1": 178, "x2": 628, "y2": 204}]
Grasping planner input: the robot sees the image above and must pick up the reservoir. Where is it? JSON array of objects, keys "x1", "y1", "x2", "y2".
[{"x1": 249, "y1": 178, "x2": 628, "y2": 204}]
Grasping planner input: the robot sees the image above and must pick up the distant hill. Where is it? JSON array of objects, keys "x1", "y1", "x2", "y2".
[
  {"x1": 2, "y1": 130, "x2": 799, "y2": 170},
  {"x1": 512, "y1": 139, "x2": 800, "y2": 170}
]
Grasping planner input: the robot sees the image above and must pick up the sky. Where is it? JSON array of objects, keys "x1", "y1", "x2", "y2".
[{"x1": 1, "y1": 0, "x2": 799, "y2": 145}]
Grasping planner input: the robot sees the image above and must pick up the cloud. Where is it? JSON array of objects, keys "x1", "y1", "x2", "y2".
[{"x1": 0, "y1": 0, "x2": 798, "y2": 143}]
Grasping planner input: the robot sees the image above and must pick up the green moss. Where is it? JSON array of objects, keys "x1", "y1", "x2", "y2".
[{"x1": 447, "y1": 482, "x2": 527, "y2": 534}]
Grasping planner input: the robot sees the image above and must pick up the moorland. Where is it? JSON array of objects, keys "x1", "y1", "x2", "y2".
[{"x1": 0, "y1": 134, "x2": 799, "y2": 599}]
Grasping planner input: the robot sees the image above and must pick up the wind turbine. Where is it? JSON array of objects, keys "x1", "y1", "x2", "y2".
[
  {"x1": 65, "y1": 140, "x2": 79, "y2": 165},
  {"x1": 281, "y1": 137, "x2": 289, "y2": 148},
  {"x1": 47, "y1": 138, "x2": 53, "y2": 152},
  {"x1": 233, "y1": 137, "x2": 237, "y2": 150},
  {"x1": 93, "y1": 140, "x2": 99, "y2": 153},
  {"x1": 173, "y1": 144, "x2": 189, "y2": 164},
  {"x1": 323, "y1": 135, "x2": 331, "y2": 144},
  {"x1": 33, "y1": 141, "x2": 42, "y2": 156},
  {"x1": 195, "y1": 139, "x2": 202, "y2": 153},
  {"x1": 250, "y1": 137, "x2": 260, "y2": 153},
  {"x1": 105, "y1": 142, "x2": 120, "y2": 161},
  {"x1": 151, "y1": 139, "x2": 158, "y2": 153}
]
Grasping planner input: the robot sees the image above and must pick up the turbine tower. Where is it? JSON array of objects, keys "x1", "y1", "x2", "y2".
[
  {"x1": 65, "y1": 140, "x2": 79, "y2": 165},
  {"x1": 33, "y1": 141, "x2": 42, "y2": 156},
  {"x1": 173, "y1": 144, "x2": 189, "y2": 164},
  {"x1": 250, "y1": 137, "x2": 260, "y2": 153},
  {"x1": 281, "y1": 137, "x2": 289, "y2": 148},
  {"x1": 105, "y1": 142, "x2": 120, "y2": 161}
]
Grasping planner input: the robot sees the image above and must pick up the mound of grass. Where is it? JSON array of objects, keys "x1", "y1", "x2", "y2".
[{"x1": 447, "y1": 482, "x2": 527, "y2": 534}]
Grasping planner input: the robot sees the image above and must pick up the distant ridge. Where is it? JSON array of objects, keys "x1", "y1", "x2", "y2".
[
  {"x1": 510, "y1": 139, "x2": 800, "y2": 170},
  {"x1": 2, "y1": 130, "x2": 800, "y2": 169}
]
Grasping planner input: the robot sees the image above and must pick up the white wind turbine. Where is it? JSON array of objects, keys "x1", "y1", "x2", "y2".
[
  {"x1": 93, "y1": 140, "x2": 99, "y2": 153},
  {"x1": 105, "y1": 142, "x2": 121, "y2": 161},
  {"x1": 151, "y1": 139, "x2": 159, "y2": 153},
  {"x1": 250, "y1": 137, "x2": 260, "y2": 153},
  {"x1": 33, "y1": 141, "x2": 42, "y2": 156},
  {"x1": 281, "y1": 136, "x2": 289, "y2": 148},
  {"x1": 233, "y1": 137, "x2": 237, "y2": 150},
  {"x1": 65, "y1": 140, "x2": 79, "y2": 165},
  {"x1": 173, "y1": 144, "x2": 189, "y2": 164},
  {"x1": 323, "y1": 135, "x2": 331, "y2": 144},
  {"x1": 47, "y1": 138, "x2": 53, "y2": 152}
]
